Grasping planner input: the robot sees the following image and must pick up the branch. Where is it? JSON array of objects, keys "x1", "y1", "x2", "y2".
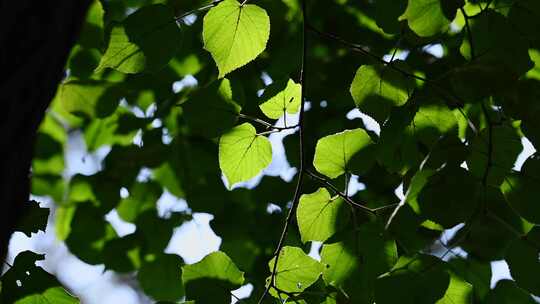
[
  {"x1": 306, "y1": 23, "x2": 429, "y2": 84},
  {"x1": 306, "y1": 23, "x2": 480, "y2": 133},
  {"x1": 306, "y1": 170, "x2": 398, "y2": 214},
  {"x1": 256, "y1": 0, "x2": 308, "y2": 302}
]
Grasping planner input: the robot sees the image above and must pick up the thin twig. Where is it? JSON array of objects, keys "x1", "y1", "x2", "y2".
[
  {"x1": 306, "y1": 24, "x2": 430, "y2": 84},
  {"x1": 307, "y1": 23, "x2": 480, "y2": 131},
  {"x1": 306, "y1": 170, "x2": 397, "y2": 214},
  {"x1": 231, "y1": 291, "x2": 248, "y2": 303},
  {"x1": 238, "y1": 113, "x2": 298, "y2": 131},
  {"x1": 257, "y1": 130, "x2": 281, "y2": 136},
  {"x1": 256, "y1": 0, "x2": 308, "y2": 302},
  {"x1": 174, "y1": 0, "x2": 224, "y2": 22},
  {"x1": 3, "y1": 259, "x2": 12, "y2": 268}
]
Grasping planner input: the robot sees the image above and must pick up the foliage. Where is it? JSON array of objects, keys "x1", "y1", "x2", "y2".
[{"x1": 2, "y1": 0, "x2": 540, "y2": 303}]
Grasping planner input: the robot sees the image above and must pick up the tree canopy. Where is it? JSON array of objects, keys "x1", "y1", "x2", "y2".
[{"x1": 2, "y1": 0, "x2": 540, "y2": 303}]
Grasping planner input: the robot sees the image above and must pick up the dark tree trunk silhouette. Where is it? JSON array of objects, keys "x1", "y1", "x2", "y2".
[{"x1": 0, "y1": 1, "x2": 90, "y2": 261}]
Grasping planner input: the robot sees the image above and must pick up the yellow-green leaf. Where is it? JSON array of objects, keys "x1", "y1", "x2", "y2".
[
  {"x1": 219, "y1": 123, "x2": 272, "y2": 188},
  {"x1": 203, "y1": 0, "x2": 270, "y2": 77}
]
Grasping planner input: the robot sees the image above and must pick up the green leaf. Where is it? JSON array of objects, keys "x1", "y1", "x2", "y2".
[
  {"x1": 138, "y1": 254, "x2": 184, "y2": 301},
  {"x1": 486, "y1": 280, "x2": 537, "y2": 304},
  {"x1": 14, "y1": 287, "x2": 79, "y2": 304},
  {"x1": 182, "y1": 251, "x2": 244, "y2": 303},
  {"x1": 182, "y1": 78, "x2": 242, "y2": 138},
  {"x1": 375, "y1": 255, "x2": 450, "y2": 304},
  {"x1": 60, "y1": 80, "x2": 122, "y2": 118},
  {"x1": 116, "y1": 181, "x2": 162, "y2": 223},
  {"x1": 296, "y1": 188, "x2": 348, "y2": 243},
  {"x1": 375, "y1": 0, "x2": 408, "y2": 34},
  {"x1": 356, "y1": 222, "x2": 399, "y2": 278},
  {"x1": 96, "y1": 4, "x2": 182, "y2": 73},
  {"x1": 448, "y1": 258, "x2": 492, "y2": 300},
  {"x1": 135, "y1": 211, "x2": 183, "y2": 254},
  {"x1": 77, "y1": 0, "x2": 105, "y2": 49},
  {"x1": 436, "y1": 273, "x2": 473, "y2": 304},
  {"x1": 321, "y1": 239, "x2": 358, "y2": 287},
  {"x1": 268, "y1": 246, "x2": 323, "y2": 293},
  {"x1": 65, "y1": 203, "x2": 116, "y2": 265},
  {"x1": 313, "y1": 128, "x2": 375, "y2": 179},
  {"x1": 203, "y1": 0, "x2": 270, "y2": 77},
  {"x1": 508, "y1": 0, "x2": 540, "y2": 41},
  {"x1": 400, "y1": 0, "x2": 451, "y2": 37},
  {"x1": 153, "y1": 162, "x2": 185, "y2": 198},
  {"x1": 259, "y1": 78, "x2": 301, "y2": 119},
  {"x1": 505, "y1": 227, "x2": 540, "y2": 295},
  {"x1": 417, "y1": 166, "x2": 478, "y2": 228},
  {"x1": 103, "y1": 234, "x2": 141, "y2": 273},
  {"x1": 218, "y1": 123, "x2": 272, "y2": 187},
  {"x1": 501, "y1": 156, "x2": 540, "y2": 224},
  {"x1": 377, "y1": 105, "x2": 423, "y2": 173},
  {"x1": 460, "y1": 10, "x2": 532, "y2": 77},
  {"x1": 319, "y1": 223, "x2": 396, "y2": 302},
  {"x1": 467, "y1": 124, "x2": 522, "y2": 187},
  {"x1": 350, "y1": 63, "x2": 414, "y2": 123},
  {"x1": 412, "y1": 104, "x2": 458, "y2": 146}
]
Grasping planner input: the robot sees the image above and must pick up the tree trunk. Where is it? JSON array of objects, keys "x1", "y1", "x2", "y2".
[{"x1": 0, "y1": 1, "x2": 90, "y2": 261}]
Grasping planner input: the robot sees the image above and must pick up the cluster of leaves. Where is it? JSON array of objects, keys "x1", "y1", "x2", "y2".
[{"x1": 2, "y1": 0, "x2": 540, "y2": 303}]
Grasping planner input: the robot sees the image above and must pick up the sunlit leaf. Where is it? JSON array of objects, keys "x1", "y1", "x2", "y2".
[
  {"x1": 268, "y1": 246, "x2": 323, "y2": 293},
  {"x1": 313, "y1": 128, "x2": 375, "y2": 179},
  {"x1": 219, "y1": 123, "x2": 272, "y2": 187},
  {"x1": 203, "y1": 0, "x2": 270, "y2": 77},
  {"x1": 296, "y1": 188, "x2": 348, "y2": 243},
  {"x1": 259, "y1": 78, "x2": 301, "y2": 119},
  {"x1": 350, "y1": 63, "x2": 414, "y2": 123},
  {"x1": 400, "y1": 0, "x2": 451, "y2": 37}
]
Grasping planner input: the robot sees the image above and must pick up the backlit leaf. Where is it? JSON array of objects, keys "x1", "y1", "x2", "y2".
[
  {"x1": 296, "y1": 188, "x2": 348, "y2": 243},
  {"x1": 400, "y1": 0, "x2": 451, "y2": 37},
  {"x1": 203, "y1": 0, "x2": 270, "y2": 77},
  {"x1": 350, "y1": 63, "x2": 414, "y2": 123},
  {"x1": 313, "y1": 128, "x2": 375, "y2": 179},
  {"x1": 259, "y1": 78, "x2": 301, "y2": 119},
  {"x1": 219, "y1": 123, "x2": 272, "y2": 187},
  {"x1": 268, "y1": 246, "x2": 323, "y2": 293}
]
